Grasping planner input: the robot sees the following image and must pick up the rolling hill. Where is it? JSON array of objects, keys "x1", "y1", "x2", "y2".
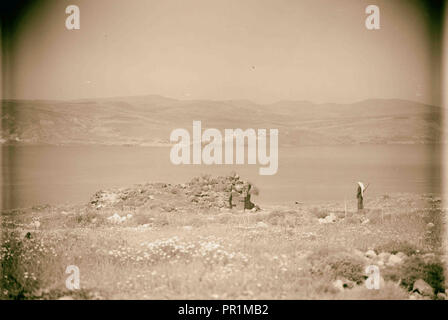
[{"x1": 0, "y1": 96, "x2": 444, "y2": 146}]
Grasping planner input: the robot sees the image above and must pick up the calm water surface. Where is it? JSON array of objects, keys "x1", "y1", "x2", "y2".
[{"x1": 1, "y1": 144, "x2": 441, "y2": 209}]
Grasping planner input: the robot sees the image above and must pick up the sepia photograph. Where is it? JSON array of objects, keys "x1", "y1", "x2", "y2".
[{"x1": 1, "y1": 0, "x2": 447, "y2": 306}]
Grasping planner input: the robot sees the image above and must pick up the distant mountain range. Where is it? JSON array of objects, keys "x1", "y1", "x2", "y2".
[{"x1": 0, "y1": 95, "x2": 444, "y2": 146}]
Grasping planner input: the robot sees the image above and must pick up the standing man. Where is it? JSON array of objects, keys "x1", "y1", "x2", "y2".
[{"x1": 357, "y1": 181, "x2": 366, "y2": 211}]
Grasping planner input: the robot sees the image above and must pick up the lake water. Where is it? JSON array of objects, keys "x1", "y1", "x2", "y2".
[{"x1": 0, "y1": 144, "x2": 442, "y2": 209}]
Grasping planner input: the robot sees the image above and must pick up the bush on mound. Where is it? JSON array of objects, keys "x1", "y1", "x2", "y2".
[
  {"x1": 308, "y1": 248, "x2": 366, "y2": 285},
  {"x1": 382, "y1": 255, "x2": 445, "y2": 296}
]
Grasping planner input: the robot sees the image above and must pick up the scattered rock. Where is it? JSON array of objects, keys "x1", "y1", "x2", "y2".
[
  {"x1": 89, "y1": 291, "x2": 104, "y2": 300},
  {"x1": 243, "y1": 290, "x2": 254, "y2": 296},
  {"x1": 107, "y1": 213, "x2": 127, "y2": 224},
  {"x1": 361, "y1": 218, "x2": 370, "y2": 225},
  {"x1": 332, "y1": 279, "x2": 344, "y2": 292},
  {"x1": 30, "y1": 219, "x2": 41, "y2": 229},
  {"x1": 387, "y1": 254, "x2": 404, "y2": 267},
  {"x1": 378, "y1": 252, "x2": 391, "y2": 263},
  {"x1": 365, "y1": 250, "x2": 377, "y2": 259},
  {"x1": 409, "y1": 292, "x2": 423, "y2": 300},
  {"x1": 318, "y1": 213, "x2": 337, "y2": 224},
  {"x1": 437, "y1": 292, "x2": 446, "y2": 300},
  {"x1": 90, "y1": 191, "x2": 120, "y2": 208},
  {"x1": 412, "y1": 279, "x2": 433, "y2": 296},
  {"x1": 395, "y1": 252, "x2": 407, "y2": 261},
  {"x1": 331, "y1": 279, "x2": 355, "y2": 291},
  {"x1": 256, "y1": 222, "x2": 268, "y2": 229}
]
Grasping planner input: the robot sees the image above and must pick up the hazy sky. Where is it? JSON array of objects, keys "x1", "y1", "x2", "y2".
[{"x1": 2, "y1": 0, "x2": 443, "y2": 104}]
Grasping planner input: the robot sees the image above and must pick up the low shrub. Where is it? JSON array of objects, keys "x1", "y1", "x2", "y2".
[
  {"x1": 382, "y1": 255, "x2": 445, "y2": 296},
  {"x1": 375, "y1": 240, "x2": 420, "y2": 256},
  {"x1": 69, "y1": 210, "x2": 103, "y2": 226},
  {"x1": 0, "y1": 231, "x2": 54, "y2": 299},
  {"x1": 308, "y1": 249, "x2": 365, "y2": 284},
  {"x1": 311, "y1": 208, "x2": 328, "y2": 219}
]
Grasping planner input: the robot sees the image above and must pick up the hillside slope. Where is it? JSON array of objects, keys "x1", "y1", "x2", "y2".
[{"x1": 0, "y1": 96, "x2": 443, "y2": 146}]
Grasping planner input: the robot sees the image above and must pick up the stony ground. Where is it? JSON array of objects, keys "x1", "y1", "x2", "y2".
[{"x1": 0, "y1": 174, "x2": 446, "y2": 300}]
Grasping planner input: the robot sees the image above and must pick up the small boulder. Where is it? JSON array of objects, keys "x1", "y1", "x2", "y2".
[
  {"x1": 378, "y1": 252, "x2": 391, "y2": 263},
  {"x1": 409, "y1": 292, "x2": 423, "y2": 300},
  {"x1": 365, "y1": 250, "x2": 377, "y2": 259},
  {"x1": 437, "y1": 292, "x2": 446, "y2": 300},
  {"x1": 332, "y1": 279, "x2": 344, "y2": 292},
  {"x1": 256, "y1": 222, "x2": 268, "y2": 229},
  {"x1": 387, "y1": 254, "x2": 403, "y2": 267},
  {"x1": 412, "y1": 279, "x2": 433, "y2": 296},
  {"x1": 395, "y1": 252, "x2": 407, "y2": 261},
  {"x1": 318, "y1": 213, "x2": 336, "y2": 224},
  {"x1": 361, "y1": 218, "x2": 370, "y2": 225},
  {"x1": 107, "y1": 213, "x2": 124, "y2": 224},
  {"x1": 32, "y1": 220, "x2": 41, "y2": 229}
]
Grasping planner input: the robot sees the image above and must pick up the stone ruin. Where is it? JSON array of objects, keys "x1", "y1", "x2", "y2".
[
  {"x1": 186, "y1": 173, "x2": 258, "y2": 210},
  {"x1": 89, "y1": 173, "x2": 259, "y2": 211}
]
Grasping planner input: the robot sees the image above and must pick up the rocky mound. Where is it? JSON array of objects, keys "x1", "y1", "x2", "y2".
[{"x1": 89, "y1": 173, "x2": 259, "y2": 212}]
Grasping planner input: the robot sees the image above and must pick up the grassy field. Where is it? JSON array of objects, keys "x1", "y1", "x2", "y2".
[{"x1": 0, "y1": 177, "x2": 446, "y2": 300}]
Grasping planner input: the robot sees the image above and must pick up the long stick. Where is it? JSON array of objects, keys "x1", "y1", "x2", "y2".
[
  {"x1": 344, "y1": 196, "x2": 347, "y2": 218},
  {"x1": 364, "y1": 183, "x2": 371, "y2": 192}
]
